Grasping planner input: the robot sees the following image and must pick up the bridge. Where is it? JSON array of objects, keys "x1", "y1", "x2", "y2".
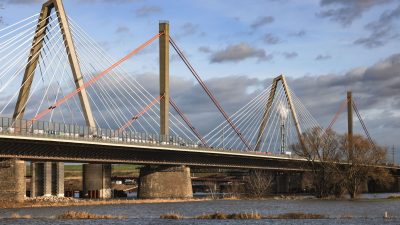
[{"x1": 0, "y1": 0, "x2": 398, "y2": 202}]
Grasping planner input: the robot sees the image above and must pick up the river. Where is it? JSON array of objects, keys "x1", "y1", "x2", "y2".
[{"x1": 0, "y1": 195, "x2": 399, "y2": 224}]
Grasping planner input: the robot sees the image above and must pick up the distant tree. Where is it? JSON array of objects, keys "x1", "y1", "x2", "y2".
[
  {"x1": 292, "y1": 127, "x2": 343, "y2": 198},
  {"x1": 245, "y1": 170, "x2": 274, "y2": 198},
  {"x1": 339, "y1": 134, "x2": 393, "y2": 198}
]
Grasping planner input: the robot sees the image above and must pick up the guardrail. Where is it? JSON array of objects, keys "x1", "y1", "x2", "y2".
[{"x1": 0, "y1": 117, "x2": 295, "y2": 159}]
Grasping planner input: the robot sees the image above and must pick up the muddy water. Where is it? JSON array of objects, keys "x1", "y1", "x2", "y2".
[{"x1": 0, "y1": 195, "x2": 399, "y2": 224}]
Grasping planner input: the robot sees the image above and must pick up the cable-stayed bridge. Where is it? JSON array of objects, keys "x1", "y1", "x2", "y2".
[{"x1": 0, "y1": 0, "x2": 397, "y2": 201}]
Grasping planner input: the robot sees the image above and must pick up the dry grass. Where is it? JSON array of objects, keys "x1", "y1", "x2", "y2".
[
  {"x1": 197, "y1": 212, "x2": 228, "y2": 219},
  {"x1": 57, "y1": 211, "x2": 125, "y2": 220},
  {"x1": 160, "y1": 213, "x2": 184, "y2": 220},
  {"x1": 387, "y1": 195, "x2": 400, "y2": 200},
  {"x1": 0, "y1": 198, "x2": 210, "y2": 209},
  {"x1": 10, "y1": 213, "x2": 32, "y2": 219},
  {"x1": 267, "y1": 212, "x2": 326, "y2": 219},
  {"x1": 196, "y1": 212, "x2": 262, "y2": 220}
]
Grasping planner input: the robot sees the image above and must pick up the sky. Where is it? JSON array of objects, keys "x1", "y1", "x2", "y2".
[{"x1": 0, "y1": 0, "x2": 399, "y2": 159}]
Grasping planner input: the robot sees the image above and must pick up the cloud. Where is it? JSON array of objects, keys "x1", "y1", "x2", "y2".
[
  {"x1": 317, "y1": 0, "x2": 393, "y2": 26},
  {"x1": 315, "y1": 54, "x2": 332, "y2": 61},
  {"x1": 282, "y1": 52, "x2": 298, "y2": 59},
  {"x1": 198, "y1": 46, "x2": 211, "y2": 53},
  {"x1": 4, "y1": 0, "x2": 137, "y2": 4},
  {"x1": 115, "y1": 26, "x2": 130, "y2": 34},
  {"x1": 263, "y1": 33, "x2": 281, "y2": 45},
  {"x1": 178, "y1": 23, "x2": 200, "y2": 37},
  {"x1": 210, "y1": 43, "x2": 272, "y2": 63},
  {"x1": 289, "y1": 53, "x2": 400, "y2": 122},
  {"x1": 135, "y1": 6, "x2": 161, "y2": 17},
  {"x1": 251, "y1": 16, "x2": 274, "y2": 29},
  {"x1": 354, "y1": 4, "x2": 400, "y2": 48},
  {"x1": 289, "y1": 30, "x2": 306, "y2": 37}
]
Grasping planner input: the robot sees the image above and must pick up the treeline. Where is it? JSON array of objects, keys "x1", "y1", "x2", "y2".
[{"x1": 292, "y1": 127, "x2": 393, "y2": 198}]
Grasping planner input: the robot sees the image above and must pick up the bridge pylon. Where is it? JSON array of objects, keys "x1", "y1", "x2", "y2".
[
  {"x1": 13, "y1": 0, "x2": 95, "y2": 128},
  {"x1": 8, "y1": 0, "x2": 100, "y2": 200},
  {"x1": 254, "y1": 75, "x2": 305, "y2": 152}
]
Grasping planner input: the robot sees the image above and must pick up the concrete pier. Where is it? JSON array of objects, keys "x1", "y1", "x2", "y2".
[
  {"x1": 0, "y1": 159, "x2": 26, "y2": 202},
  {"x1": 138, "y1": 165, "x2": 193, "y2": 199},
  {"x1": 82, "y1": 164, "x2": 111, "y2": 198},
  {"x1": 275, "y1": 173, "x2": 290, "y2": 193},
  {"x1": 31, "y1": 162, "x2": 64, "y2": 197}
]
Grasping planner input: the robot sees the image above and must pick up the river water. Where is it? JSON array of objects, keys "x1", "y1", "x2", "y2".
[{"x1": 0, "y1": 195, "x2": 399, "y2": 224}]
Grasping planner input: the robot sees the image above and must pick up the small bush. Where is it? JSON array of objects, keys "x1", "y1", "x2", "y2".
[
  {"x1": 160, "y1": 213, "x2": 183, "y2": 220},
  {"x1": 196, "y1": 212, "x2": 261, "y2": 220},
  {"x1": 57, "y1": 211, "x2": 124, "y2": 219},
  {"x1": 197, "y1": 213, "x2": 228, "y2": 219},
  {"x1": 387, "y1": 195, "x2": 400, "y2": 200}
]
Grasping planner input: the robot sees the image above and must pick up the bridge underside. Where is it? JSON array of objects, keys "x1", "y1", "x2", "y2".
[{"x1": 0, "y1": 135, "x2": 307, "y2": 171}]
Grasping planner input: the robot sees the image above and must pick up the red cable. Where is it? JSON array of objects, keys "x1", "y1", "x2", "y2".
[
  {"x1": 170, "y1": 98, "x2": 208, "y2": 147},
  {"x1": 119, "y1": 95, "x2": 163, "y2": 132},
  {"x1": 29, "y1": 32, "x2": 163, "y2": 123},
  {"x1": 326, "y1": 99, "x2": 347, "y2": 132},
  {"x1": 169, "y1": 37, "x2": 252, "y2": 151}
]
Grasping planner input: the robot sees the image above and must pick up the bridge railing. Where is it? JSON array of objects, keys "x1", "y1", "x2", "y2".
[
  {"x1": 0, "y1": 117, "x2": 298, "y2": 159},
  {"x1": 0, "y1": 117, "x2": 202, "y2": 149}
]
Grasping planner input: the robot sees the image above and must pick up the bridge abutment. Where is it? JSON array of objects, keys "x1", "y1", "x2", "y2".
[
  {"x1": 138, "y1": 165, "x2": 193, "y2": 199},
  {"x1": 31, "y1": 162, "x2": 64, "y2": 197},
  {"x1": 82, "y1": 164, "x2": 111, "y2": 198},
  {"x1": 0, "y1": 159, "x2": 25, "y2": 202}
]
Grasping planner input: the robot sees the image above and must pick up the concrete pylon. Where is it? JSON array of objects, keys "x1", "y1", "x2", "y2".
[
  {"x1": 9, "y1": 0, "x2": 106, "y2": 200},
  {"x1": 347, "y1": 91, "x2": 353, "y2": 159},
  {"x1": 255, "y1": 75, "x2": 305, "y2": 152},
  {"x1": 159, "y1": 21, "x2": 170, "y2": 138},
  {"x1": 137, "y1": 23, "x2": 192, "y2": 199}
]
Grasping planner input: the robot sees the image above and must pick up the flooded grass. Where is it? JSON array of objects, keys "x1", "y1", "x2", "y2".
[
  {"x1": 161, "y1": 212, "x2": 324, "y2": 220},
  {"x1": 10, "y1": 213, "x2": 32, "y2": 219},
  {"x1": 160, "y1": 213, "x2": 184, "y2": 220},
  {"x1": 57, "y1": 211, "x2": 125, "y2": 220},
  {"x1": 387, "y1": 195, "x2": 400, "y2": 200},
  {"x1": 267, "y1": 212, "x2": 327, "y2": 219}
]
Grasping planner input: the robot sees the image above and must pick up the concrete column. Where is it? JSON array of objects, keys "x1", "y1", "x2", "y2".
[
  {"x1": 82, "y1": 164, "x2": 111, "y2": 199},
  {"x1": 43, "y1": 162, "x2": 52, "y2": 196},
  {"x1": 31, "y1": 162, "x2": 64, "y2": 197},
  {"x1": 0, "y1": 159, "x2": 26, "y2": 203},
  {"x1": 30, "y1": 163, "x2": 36, "y2": 197},
  {"x1": 138, "y1": 165, "x2": 193, "y2": 199},
  {"x1": 52, "y1": 162, "x2": 64, "y2": 197},
  {"x1": 276, "y1": 173, "x2": 290, "y2": 193}
]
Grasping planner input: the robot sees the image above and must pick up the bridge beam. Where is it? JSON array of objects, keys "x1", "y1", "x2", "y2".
[
  {"x1": 138, "y1": 165, "x2": 193, "y2": 199},
  {"x1": 159, "y1": 21, "x2": 170, "y2": 137}
]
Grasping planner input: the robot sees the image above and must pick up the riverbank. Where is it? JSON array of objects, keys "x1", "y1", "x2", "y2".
[
  {"x1": 1, "y1": 193, "x2": 399, "y2": 209},
  {"x1": 0, "y1": 197, "x2": 211, "y2": 209}
]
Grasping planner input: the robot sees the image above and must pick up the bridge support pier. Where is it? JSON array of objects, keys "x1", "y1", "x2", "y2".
[
  {"x1": 275, "y1": 173, "x2": 290, "y2": 193},
  {"x1": 0, "y1": 159, "x2": 25, "y2": 203},
  {"x1": 31, "y1": 162, "x2": 64, "y2": 197},
  {"x1": 82, "y1": 164, "x2": 111, "y2": 199},
  {"x1": 138, "y1": 165, "x2": 193, "y2": 199}
]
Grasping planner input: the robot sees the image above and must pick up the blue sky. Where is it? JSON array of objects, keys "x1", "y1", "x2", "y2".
[
  {"x1": 0, "y1": 0, "x2": 400, "y2": 158},
  {"x1": 1, "y1": 0, "x2": 399, "y2": 80}
]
